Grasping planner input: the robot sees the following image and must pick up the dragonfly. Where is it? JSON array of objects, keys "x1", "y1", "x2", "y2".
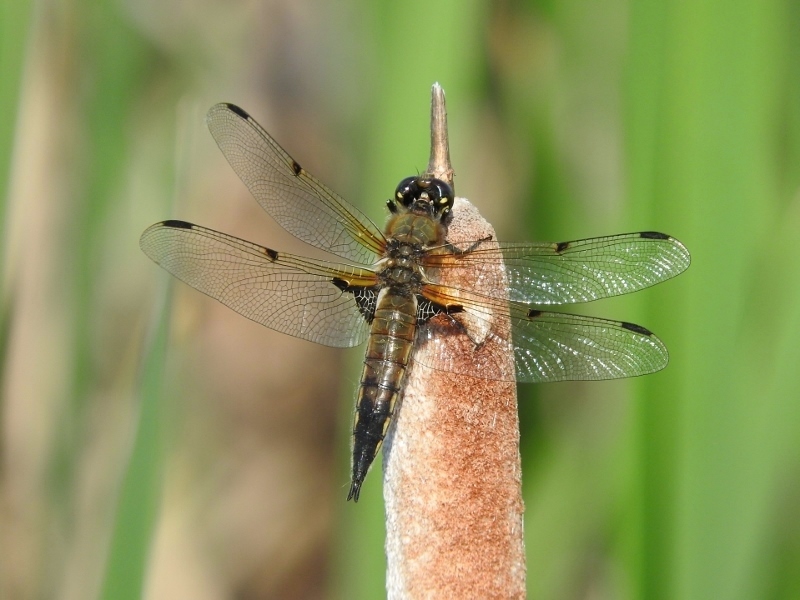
[{"x1": 140, "y1": 102, "x2": 690, "y2": 502}]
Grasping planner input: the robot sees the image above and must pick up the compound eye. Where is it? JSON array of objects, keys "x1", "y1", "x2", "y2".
[
  {"x1": 394, "y1": 176, "x2": 418, "y2": 206},
  {"x1": 430, "y1": 179, "x2": 454, "y2": 214},
  {"x1": 434, "y1": 180, "x2": 453, "y2": 202}
]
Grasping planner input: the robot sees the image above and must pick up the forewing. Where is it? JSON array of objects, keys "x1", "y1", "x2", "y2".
[
  {"x1": 424, "y1": 232, "x2": 690, "y2": 304},
  {"x1": 206, "y1": 103, "x2": 386, "y2": 264},
  {"x1": 415, "y1": 286, "x2": 669, "y2": 383},
  {"x1": 140, "y1": 220, "x2": 377, "y2": 348}
]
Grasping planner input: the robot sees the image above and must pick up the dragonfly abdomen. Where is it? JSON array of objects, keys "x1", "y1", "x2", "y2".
[{"x1": 348, "y1": 289, "x2": 418, "y2": 502}]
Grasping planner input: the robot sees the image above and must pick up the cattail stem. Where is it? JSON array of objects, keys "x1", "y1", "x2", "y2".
[
  {"x1": 425, "y1": 82, "x2": 455, "y2": 191},
  {"x1": 382, "y1": 85, "x2": 525, "y2": 599}
]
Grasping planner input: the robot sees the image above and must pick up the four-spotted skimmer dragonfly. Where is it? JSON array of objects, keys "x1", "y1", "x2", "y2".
[{"x1": 140, "y1": 103, "x2": 690, "y2": 501}]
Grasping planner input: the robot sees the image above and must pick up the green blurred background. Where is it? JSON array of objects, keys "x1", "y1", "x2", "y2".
[{"x1": 2, "y1": 0, "x2": 799, "y2": 598}]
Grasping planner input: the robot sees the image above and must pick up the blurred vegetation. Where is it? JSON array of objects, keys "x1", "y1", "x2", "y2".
[{"x1": 1, "y1": 0, "x2": 798, "y2": 599}]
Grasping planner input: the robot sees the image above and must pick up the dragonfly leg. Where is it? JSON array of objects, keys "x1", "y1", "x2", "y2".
[{"x1": 443, "y1": 234, "x2": 493, "y2": 256}]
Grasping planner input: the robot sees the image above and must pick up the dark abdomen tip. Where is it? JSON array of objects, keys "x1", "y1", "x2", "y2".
[{"x1": 347, "y1": 480, "x2": 363, "y2": 502}]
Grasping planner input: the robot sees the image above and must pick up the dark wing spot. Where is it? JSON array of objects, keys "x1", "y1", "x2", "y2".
[
  {"x1": 416, "y1": 297, "x2": 463, "y2": 323},
  {"x1": 332, "y1": 277, "x2": 349, "y2": 291},
  {"x1": 291, "y1": 160, "x2": 303, "y2": 176},
  {"x1": 555, "y1": 241, "x2": 570, "y2": 253},
  {"x1": 264, "y1": 247, "x2": 278, "y2": 261},
  {"x1": 334, "y1": 282, "x2": 377, "y2": 324},
  {"x1": 639, "y1": 231, "x2": 670, "y2": 240},
  {"x1": 621, "y1": 321, "x2": 653, "y2": 336},
  {"x1": 527, "y1": 309, "x2": 543, "y2": 318},
  {"x1": 162, "y1": 219, "x2": 193, "y2": 229},
  {"x1": 225, "y1": 103, "x2": 250, "y2": 119},
  {"x1": 416, "y1": 298, "x2": 438, "y2": 323},
  {"x1": 353, "y1": 288, "x2": 378, "y2": 323}
]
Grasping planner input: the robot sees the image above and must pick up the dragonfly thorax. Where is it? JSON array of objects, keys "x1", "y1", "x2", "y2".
[{"x1": 378, "y1": 242, "x2": 425, "y2": 287}]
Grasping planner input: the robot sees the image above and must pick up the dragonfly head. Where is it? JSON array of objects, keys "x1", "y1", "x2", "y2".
[{"x1": 390, "y1": 176, "x2": 454, "y2": 220}]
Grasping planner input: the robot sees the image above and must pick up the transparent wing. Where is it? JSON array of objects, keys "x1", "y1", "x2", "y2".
[
  {"x1": 423, "y1": 232, "x2": 690, "y2": 305},
  {"x1": 206, "y1": 103, "x2": 386, "y2": 264},
  {"x1": 415, "y1": 284, "x2": 669, "y2": 383},
  {"x1": 140, "y1": 220, "x2": 378, "y2": 348}
]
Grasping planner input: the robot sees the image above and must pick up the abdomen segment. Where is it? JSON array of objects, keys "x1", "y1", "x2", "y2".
[{"x1": 348, "y1": 290, "x2": 417, "y2": 501}]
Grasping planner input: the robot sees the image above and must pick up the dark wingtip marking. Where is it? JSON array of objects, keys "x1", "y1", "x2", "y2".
[
  {"x1": 527, "y1": 309, "x2": 543, "y2": 318},
  {"x1": 264, "y1": 247, "x2": 278, "y2": 261},
  {"x1": 291, "y1": 160, "x2": 303, "y2": 176},
  {"x1": 640, "y1": 231, "x2": 670, "y2": 240},
  {"x1": 225, "y1": 103, "x2": 250, "y2": 119},
  {"x1": 555, "y1": 241, "x2": 570, "y2": 253},
  {"x1": 332, "y1": 277, "x2": 350, "y2": 291},
  {"x1": 446, "y1": 304, "x2": 464, "y2": 315},
  {"x1": 162, "y1": 219, "x2": 193, "y2": 229},
  {"x1": 621, "y1": 321, "x2": 653, "y2": 336}
]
